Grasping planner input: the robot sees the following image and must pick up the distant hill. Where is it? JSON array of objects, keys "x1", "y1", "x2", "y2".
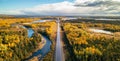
[
  {"x1": 0, "y1": 14, "x2": 14, "y2": 18},
  {"x1": 0, "y1": 14, "x2": 120, "y2": 19}
]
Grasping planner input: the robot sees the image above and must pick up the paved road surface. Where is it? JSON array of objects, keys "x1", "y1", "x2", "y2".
[{"x1": 55, "y1": 19, "x2": 65, "y2": 61}]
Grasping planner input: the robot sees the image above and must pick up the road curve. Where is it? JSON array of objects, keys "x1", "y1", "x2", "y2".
[{"x1": 55, "y1": 19, "x2": 65, "y2": 61}]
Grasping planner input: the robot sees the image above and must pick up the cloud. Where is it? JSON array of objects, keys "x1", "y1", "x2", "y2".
[
  {"x1": 74, "y1": 0, "x2": 120, "y2": 7},
  {"x1": 3, "y1": 0, "x2": 120, "y2": 16},
  {"x1": 73, "y1": 0, "x2": 120, "y2": 15},
  {"x1": 21, "y1": 1, "x2": 75, "y2": 15}
]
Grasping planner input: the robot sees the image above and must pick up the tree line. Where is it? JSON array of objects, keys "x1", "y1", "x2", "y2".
[{"x1": 63, "y1": 22, "x2": 120, "y2": 61}]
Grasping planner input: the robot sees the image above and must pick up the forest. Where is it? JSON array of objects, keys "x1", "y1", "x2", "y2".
[
  {"x1": 0, "y1": 17, "x2": 43, "y2": 61},
  {"x1": 0, "y1": 16, "x2": 58, "y2": 61},
  {"x1": 1, "y1": 16, "x2": 120, "y2": 61},
  {"x1": 63, "y1": 20, "x2": 120, "y2": 61}
]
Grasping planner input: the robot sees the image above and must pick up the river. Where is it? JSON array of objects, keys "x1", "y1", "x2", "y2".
[
  {"x1": 25, "y1": 28, "x2": 51, "y2": 60},
  {"x1": 21, "y1": 20, "x2": 52, "y2": 61}
]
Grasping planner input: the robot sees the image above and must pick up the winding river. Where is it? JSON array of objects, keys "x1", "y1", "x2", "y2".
[{"x1": 21, "y1": 20, "x2": 52, "y2": 61}]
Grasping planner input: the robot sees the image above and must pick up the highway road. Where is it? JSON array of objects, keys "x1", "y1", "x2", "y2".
[{"x1": 55, "y1": 18, "x2": 65, "y2": 61}]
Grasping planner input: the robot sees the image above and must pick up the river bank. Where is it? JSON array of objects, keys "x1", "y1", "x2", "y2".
[
  {"x1": 34, "y1": 36, "x2": 46, "y2": 52},
  {"x1": 27, "y1": 36, "x2": 46, "y2": 61},
  {"x1": 24, "y1": 34, "x2": 52, "y2": 61}
]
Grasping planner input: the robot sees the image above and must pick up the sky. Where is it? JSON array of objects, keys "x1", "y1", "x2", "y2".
[{"x1": 0, "y1": 0, "x2": 120, "y2": 16}]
